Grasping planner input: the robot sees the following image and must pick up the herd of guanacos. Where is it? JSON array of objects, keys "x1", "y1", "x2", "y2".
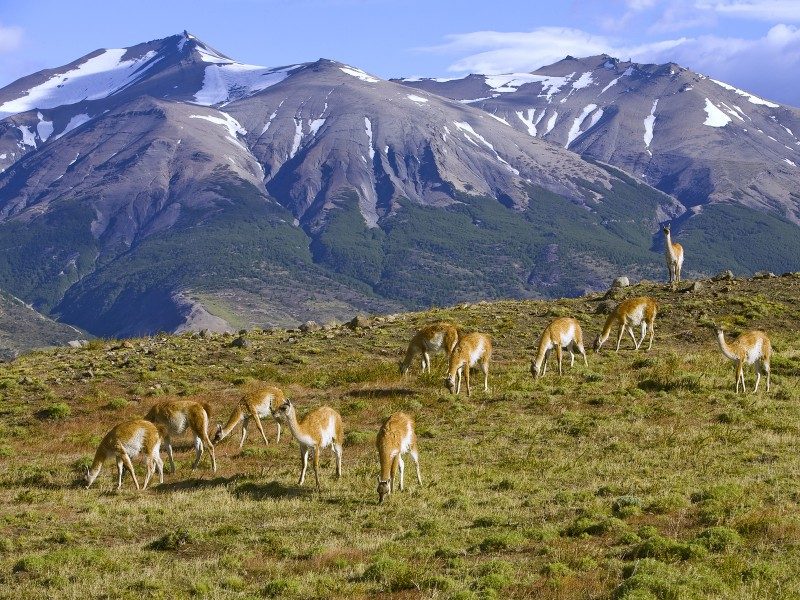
[{"x1": 82, "y1": 225, "x2": 773, "y2": 503}]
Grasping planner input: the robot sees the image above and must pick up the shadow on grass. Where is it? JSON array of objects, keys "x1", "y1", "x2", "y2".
[
  {"x1": 232, "y1": 480, "x2": 313, "y2": 500},
  {"x1": 346, "y1": 387, "x2": 418, "y2": 398},
  {"x1": 155, "y1": 475, "x2": 239, "y2": 493}
]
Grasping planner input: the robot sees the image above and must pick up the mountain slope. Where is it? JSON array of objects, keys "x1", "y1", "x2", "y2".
[
  {"x1": 0, "y1": 290, "x2": 84, "y2": 360},
  {"x1": 0, "y1": 35, "x2": 695, "y2": 337},
  {"x1": 397, "y1": 55, "x2": 800, "y2": 225}
]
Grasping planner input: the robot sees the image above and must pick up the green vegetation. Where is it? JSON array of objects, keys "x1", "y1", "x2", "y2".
[{"x1": 1, "y1": 276, "x2": 799, "y2": 598}]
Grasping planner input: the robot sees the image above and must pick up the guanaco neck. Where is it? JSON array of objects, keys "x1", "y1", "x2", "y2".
[
  {"x1": 400, "y1": 344, "x2": 418, "y2": 371},
  {"x1": 378, "y1": 445, "x2": 395, "y2": 481},
  {"x1": 598, "y1": 313, "x2": 617, "y2": 344},
  {"x1": 218, "y1": 405, "x2": 246, "y2": 440},
  {"x1": 716, "y1": 330, "x2": 739, "y2": 361},
  {"x1": 281, "y1": 409, "x2": 310, "y2": 445},
  {"x1": 532, "y1": 335, "x2": 550, "y2": 372},
  {"x1": 665, "y1": 231, "x2": 679, "y2": 260}
]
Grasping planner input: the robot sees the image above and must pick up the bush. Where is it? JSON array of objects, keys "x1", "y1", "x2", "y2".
[
  {"x1": 146, "y1": 529, "x2": 192, "y2": 551},
  {"x1": 37, "y1": 402, "x2": 71, "y2": 420},
  {"x1": 693, "y1": 527, "x2": 741, "y2": 552}
]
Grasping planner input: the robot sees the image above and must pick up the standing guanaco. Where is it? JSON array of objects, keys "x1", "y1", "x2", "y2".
[
  {"x1": 84, "y1": 419, "x2": 164, "y2": 490},
  {"x1": 213, "y1": 383, "x2": 283, "y2": 448},
  {"x1": 716, "y1": 328, "x2": 771, "y2": 393},
  {"x1": 144, "y1": 398, "x2": 216, "y2": 473},
  {"x1": 271, "y1": 400, "x2": 343, "y2": 492},
  {"x1": 376, "y1": 412, "x2": 422, "y2": 503},
  {"x1": 530, "y1": 316, "x2": 588, "y2": 379},
  {"x1": 399, "y1": 322, "x2": 459, "y2": 375},
  {"x1": 445, "y1": 332, "x2": 492, "y2": 396},
  {"x1": 663, "y1": 223, "x2": 684, "y2": 285},
  {"x1": 593, "y1": 297, "x2": 658, "y2": 352}
]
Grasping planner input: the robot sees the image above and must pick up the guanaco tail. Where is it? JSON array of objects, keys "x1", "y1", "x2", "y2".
[
  {"x1": 376, "y1": 412, "x2": 421, "y2": 504},
  {"x1": 716, "y1": 328, "x2": 771, "y2": 393},
  {"x1": 144, "y1": 398, "x2": 216, "y2": 473},
  {"x1": 84, "y1": 419, "x2": 164, "y2": 490},
  {"x1": 663, "y1": 223, "x2": 684, "y2": 285},
  {"x1": 272, "y1": 400, "x2": 343, "y2": 492},
  {"x1": 530, "y1": 316, "x2": 588, "y2": 379},
  {"x1": 399, "y1": 322, "x2": 459, "y2": 375},
  {"x1": 593, "y1": 296, "x2": 658, "y2": 352},
  {"x1": 445, "y1": 332, "x2": 492, "y2": 396},
  {"x1": 213, "y1": 383, "x2": 283, "y2": 448}
]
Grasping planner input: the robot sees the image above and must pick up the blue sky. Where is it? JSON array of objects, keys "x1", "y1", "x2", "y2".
[{"x1": 1, "y1": 0, "x2": 800, "y2": 105}]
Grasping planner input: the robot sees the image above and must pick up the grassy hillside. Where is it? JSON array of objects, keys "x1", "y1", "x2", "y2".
[
  {"x1": 0, "y1": 290, "x2": 84, "y2": 360},
  {"x1": 1, "y1": 276, "x2": 799, "y2": 598}
]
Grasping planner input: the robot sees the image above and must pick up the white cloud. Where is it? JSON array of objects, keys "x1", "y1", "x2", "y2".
[
  {"x1": 0, "y1": 22, "x2": 22, "y2": 53},
  {"x1": 697, "y1": 0, "x2": 800, "y2": 22}
]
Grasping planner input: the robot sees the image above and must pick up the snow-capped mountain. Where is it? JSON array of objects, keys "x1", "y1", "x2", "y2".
[
  {"x1": 0, "y1": 36, "x2": 796, "y2": 338},
  {"x1": 397, "y1": 54, "x2": 800, "y2": 223}
]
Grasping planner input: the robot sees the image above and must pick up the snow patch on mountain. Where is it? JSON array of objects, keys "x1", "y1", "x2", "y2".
[
  {"x1": 600, "y1": 76, "x2": 621, "y2": 95},
  {"x1": 703, "y1": 99, "x2": 731, "y2": 127},
  {"x1": 566, "y1": 104, "x2": 597, "y2": 148},
  {"x1": 55, "y1": 114, "x2": 92, "y2": 139},
  {"x1": 36, "y1": 112, "x2": 54, "y2": 142},
  {"x1": 406, "y1": 94, "x2": 428, "y2": 103},
  {"x1": 644, "y1": 99, "x2": 658, "y2": 151},
  {"x1": 190, "y1": 112, "x2": 247, "y2": 150},
  {"x1": 340, "y1": 66, "x2": 378, "y2": 83},
  {"x1": 364, "y1": 117, "x2": 375, "y2": 160},
  {"x1": 17, "y1": 126, "x2": 36, "y2": 148},
  {"x1": 0, "y1": 48, "x2": 159, "y2": 119},
  {"x1": 289, "y1": 118, "x2": 303, "y2": 158},
  {"x1": 194, "y1": 64, "x2": 296, "y2": 106},
  {"x1": 309, "y1": 118, "x2": 325, "y2": 136},
  {"x1": 544, "y1": 111, "x2": 558, "y2": 135},
  {"x1": 453, "y1": 121, "x2": 519, "y2": 175},
  {"x1": 572, "y1": 72, "x2": 594, "y2": 90},
  {"x1": 710, "y1": 79, "x2": 779, "y2": 108}
]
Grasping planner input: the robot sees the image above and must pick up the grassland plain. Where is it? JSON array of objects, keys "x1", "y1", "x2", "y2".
[{"x1": 1, "y1": 276, "x2": 800, "y2": 599}]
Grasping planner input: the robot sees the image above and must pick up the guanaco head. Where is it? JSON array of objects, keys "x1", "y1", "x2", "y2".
[
  {"x1": 444, "y1": 373, "x2": 457, "y2": 393},
  {"x1": 398, "y1": 360, "x2": 410, "y2": 376},
  {"x1": 530, "y1": 360, "x2": 541, "y2": 379},
  {"x1": 377, "y1": 476, "x2": 391, "y2": 503},
  {"x1": 212, "y1": 423, "x2": 223, "y2": 444},
  {"x1": 84, "y1": 465, "x2": 97, "y2": 489},
  {"x1": 593, "y1": 335, "x2": 604, "y2": 352},
  {"x1": 662, "y1": 223, "x2": 671, "y2": 236},
  {"x1": 271, "y1": 399, "x2": 294, "y2": 424}
]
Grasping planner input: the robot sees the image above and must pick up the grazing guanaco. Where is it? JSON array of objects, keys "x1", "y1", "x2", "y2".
[
  {"x1": 399, "y1": 322, "x2": 459, "y2": 375},
  {"x1": 530, "y1": 317, "x2": 588, "y2": 379},
  {"x1": 716, "y1": 328, "x2": 771, "y2": 393},
  {"x1": 663, "y1": 223, "x2": 684, "y2": 285},
  {"x1": 593, "y1": 297, "x2": 658, "y2": 352},
  {"x1": 144, "y1": 398, "x2": 216, "y2": 473},
  {"x1": 84, "y1": 419, "x2": 164, "y2": 490},
  {"x1": 213, "y1": 383, "x2": 283, "y2": 448},
  {"x1": 445, "y1": 332, "x2": 492, "y2": 396},
  {"x1": 376, "y1": 412, "x2": 421, "y2": 503},
  {"x1": 271, "y1": 400, "x2": 343, "y2": 491}
]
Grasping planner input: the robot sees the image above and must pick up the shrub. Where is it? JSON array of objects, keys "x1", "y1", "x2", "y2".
[
  {"x1": 146, "y1": 529, "x2": 192, "y2": 551},
  {"x1": 37, "y1": 402, "x2": 71, "y2": 420},
  {"x1": 693, "y1": 527, "x2": 741, "y2": 552}
]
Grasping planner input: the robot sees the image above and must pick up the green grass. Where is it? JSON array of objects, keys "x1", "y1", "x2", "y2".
[{"x1": 0, "y1": 276, "x2": 799, "y2": 598}]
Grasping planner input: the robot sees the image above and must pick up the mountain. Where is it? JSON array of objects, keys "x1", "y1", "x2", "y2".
[
  {"x1": 0, "y1": 36, "x2": 791, "y2": 340},
  {"x1": 397, "y1": 55, "x2": 800, "y2": 273}
]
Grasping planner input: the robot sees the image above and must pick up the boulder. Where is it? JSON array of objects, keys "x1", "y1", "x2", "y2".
[
  {"x1": 611, "y1": 276, "x2": 630, "y2": 289},
  {"x1": 348, "y1": 315, "x2": 371, "y2": 329},
  {"x1": 753, "y1": 270, "x2": 776, "y2": 279},
  {"x1": 712, "y1": 270, "x2": 734, "y2": 281},
  {"x1": 300, "y1": 320, "x2": 321, "y2": 333},
  {"x1": 230, "y1": 336, "x2": 251, "y2": 349}
]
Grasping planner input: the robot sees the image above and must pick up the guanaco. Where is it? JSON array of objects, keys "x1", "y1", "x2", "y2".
[
  {"x1": 84, "y1": 419, "x2": 164, "y2": 490},
  {"x1": 399, "y1": 322, "x2": 459, "y2": 375},
  {"x1": 213, "y1": 383, "x2": 283, "y2": 448},
  {"x1": 144, "y1": 398, "x2": 216, "y2": 473},
  {"x1": 376, "y1": 412, "x2": 422, "y2": 503},
  {"x1": 593, "y1": 296, "x2": 658, "y2": 352},
  {"x1": 716, "y1": 328, "x2": 771, "y2": 393},
  {"x1": 663, "y1": 223, "x2": 684, "y2": 285},
  {"x1": 271, "y1": 400, "x2": 343, "y2": 491},
  {"x1": 530, "y1": 316, "x2": 588, "y2": 379},
  {"x1": 445, "y1": 332, "x2": 492, "y2": 396}
]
